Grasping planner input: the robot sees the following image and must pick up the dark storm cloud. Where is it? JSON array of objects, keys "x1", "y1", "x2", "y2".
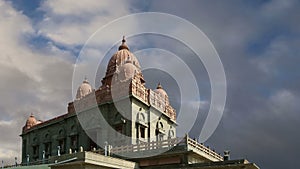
[{"x1": 145, "y1": 0, "x2": 300, "y2": 168}]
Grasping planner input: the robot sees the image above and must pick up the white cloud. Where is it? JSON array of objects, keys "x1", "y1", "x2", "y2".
[
  {"x1": 0, "y1": 119, "x2": 21, "y2": 163},
  {"x1": 252, "y1": 35, "x2": 299, "y2": 77},
  {"x1": 0, "y1": 0, "x2": 75, "y2": 163},
  {"x1": 0, "y1": 0, "x2": 142, "y2": 163},
  {"x1": 38, "y1": 0, "x2": 132, "y2": 46},
  {"x1": 41, "y1": 0, "x2": 125, "y2": 17},
  {"x1": 0, "y1": 120, "x2": 13, "y2": 126}
]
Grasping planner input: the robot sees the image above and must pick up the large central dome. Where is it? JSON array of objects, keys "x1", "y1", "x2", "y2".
[
  {"x1": 102, "y1": 37, "x2": 143, "y2": 86},
  {"x1": 105, "y1": 36, "x2": 141, "y2": 77}
]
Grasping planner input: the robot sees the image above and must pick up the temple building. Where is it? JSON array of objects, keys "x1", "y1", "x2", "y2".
[{"x1": 17, "y1": 37, "x2": 259, "y2": 169}]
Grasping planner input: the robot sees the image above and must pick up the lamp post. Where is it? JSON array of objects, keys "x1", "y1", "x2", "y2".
[
  {"x1": 57, "y1": 146, "x2": 61, "y2": 156},
  {"x1": 104, "y1": 141, "x2": 108, "y2": 156},
  {"x1": 42, "y1": 150, "x2": 45, "y2": 164},
  {"x1": 224, "y1": 150, "x2": 230, "y2": 161},
  {"x1": 26, "y1": 154, "x2": 30, "y2": 166}
]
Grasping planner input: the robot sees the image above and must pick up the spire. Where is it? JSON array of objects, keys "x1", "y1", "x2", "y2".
[
  {"x1": 118, "y1": 36, "x2": 129, "y2": 51},
  {"x1": 157, "y1": 82, "x2": 163, "y2": 89},
  {"x1": 122, "y1": 35, "x2": 126, "y2": 43},
  {"x1": 83, "y1": 76, "x2": 89, "y2": 83}
]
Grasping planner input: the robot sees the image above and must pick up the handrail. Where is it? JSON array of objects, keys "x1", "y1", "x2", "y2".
[
  {"x1": 186, "y1": 137, "x2": 223, "y2": 161},
  {"x1": 110, "y1": 137, "x2": 184, "y2": 154},
  {"x1": 106, "y1": 136, "x2": 223, "y2": 161}
]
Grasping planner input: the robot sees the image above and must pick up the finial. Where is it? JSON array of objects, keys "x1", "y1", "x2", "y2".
[
  {"x1": 157, "y1": 82, "x2": 163, "y2": 89},
  {"x1": 83, "y1": 76, "x2": 89, "y2": 83},
  {"x1": 122, "y1": 36, "x2": 126, "y2": 43},
  {"x1": 118, "y1": 36, "x2": 129, "y2": 51}
]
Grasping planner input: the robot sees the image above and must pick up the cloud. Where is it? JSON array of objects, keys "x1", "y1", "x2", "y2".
[
  {"x1": 1, "y1": 0, "x2": 300, "y2": 168},
  {"x1": 0, "y1": 0, "x2": 74, "y2": 163},
  {"x1": 253, "y1": 35, "x2": 300, "y2": 77},
  {"x1": 142, "y1": 1, "x2": 300, "y2": 168},
  {"x1": 37, "y1": 0, "x2": 133, "y2": 46},
  {"x1": 269, "y1": 89, "x2": 298, "y2": 115},
  {"x1": 261, "y1": 0, "x2": 298, "y2": 18},
  {"x1": 0, "y1": 120, "x2": 21, "y2": 161}
]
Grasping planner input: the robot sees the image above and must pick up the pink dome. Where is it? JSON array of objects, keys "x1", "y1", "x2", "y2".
[
  {"x1": 76, "y1": 78, "x2": 93, "y2": 99},
  {"x1": 154, "y1": 83, "x2": 169, "y2": 105},
  {"x1": 118, "y1": 60, "x2": 138, "y2": 81},
  {"x1": 25, "y1": 114, "x2": 37, "y2": 130}
]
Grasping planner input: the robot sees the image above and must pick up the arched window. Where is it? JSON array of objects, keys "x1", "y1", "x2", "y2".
[
  {"x1": 160, "y1": 122, "x2": 163, "y2": 129},
  {"x1": 156, "y1": 121, "x2": 165, "y2": 141},
  {"x1": 114, "y1": 113, "x2": 125, "y2": 136},
  {"x1": 168, "y1": 130, "x2": 175, "y2": 138},
  {"x1": 58, "y1": 128, "x2": 66, "y2": 154},
  {"x1": 136, "y1": 112, "x2": 145, "y2": 122},
  {"x1": 44, "y1": 132, "x2": 51, "y2": 158},
  {"x1": 136, "y1": 109, "x2": 147, "y2": 141}
]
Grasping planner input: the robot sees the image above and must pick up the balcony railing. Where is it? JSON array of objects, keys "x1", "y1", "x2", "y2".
[
  {"x1": 186, "y1": 137, "x2": 223, "y2": 161},
  {"x1": 92, "y1": 135, "x2": 223, "y2": 161},
  {"x1": 110, "y1": 137, "x2": 183, "y2": 154}
]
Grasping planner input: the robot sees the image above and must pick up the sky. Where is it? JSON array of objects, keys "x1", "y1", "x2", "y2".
[{"x1": 0, "y1": 0, "x2": 299, "y2": 168}]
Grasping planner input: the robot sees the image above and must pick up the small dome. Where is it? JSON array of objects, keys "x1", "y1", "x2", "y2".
[
  {"x1": 25, "y1": 114, "x2": 37, "y2": 130},
  {"x1": 36, "y1": 120, "x2": 42, "y2": 124},
  {"x1": 154, "y1": 83, "x2": 169, "y2": 104},
  {"x1": 76, "y1": 78, "x2": 93, "y2": 99},
  {"x1": 118, "y1": 60, "x2": 138, "y2": 81}
]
